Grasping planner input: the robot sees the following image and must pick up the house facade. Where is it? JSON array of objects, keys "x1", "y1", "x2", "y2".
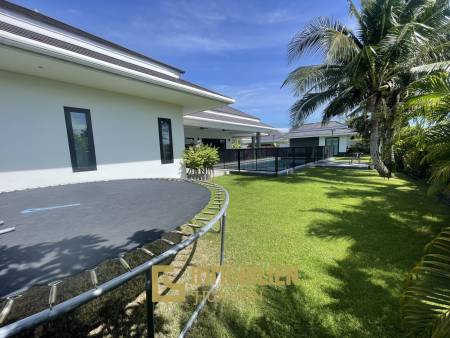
[
  {"x1": 184, "y1": 106, "x2": 276, "y2": 150},
  {"x1": 286, "y1": 121, "x2": 357, "y2": 155},
  {"x1": 0, "y1": 1, "x2": 234, "y2": 192}
]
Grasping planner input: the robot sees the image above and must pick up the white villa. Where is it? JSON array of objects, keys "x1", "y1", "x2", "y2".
[
  {"x1": 0, "y1": 1, "x2": 274, "y2": 192},
  {"x1": 287, "y1": 121, "x2": 357, "y2": 155}
]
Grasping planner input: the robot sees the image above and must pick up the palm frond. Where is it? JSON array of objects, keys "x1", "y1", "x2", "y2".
[
  {"x1": 411, "y1": 61, "x2": 450, "y2": 74},
  {"x1": 289, "y1": 89, "x2": 336, "y2": 127},
  {"x1": 282, "y1": 64, "x2": 343, "y2": 94},
  {"x1": 288, "y1": 17, "x2": 362, "y2": 64},
  {"x1": 401, "y1": 227, "x2": 450, "y2": 337}
]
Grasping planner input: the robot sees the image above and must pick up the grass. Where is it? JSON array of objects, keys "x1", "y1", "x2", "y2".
[
  {"x1": 333, "y1": 155, "x2": 371, "y2": 163},
  {"x1": 185, "y1": 168, "x2": 450, "y2": 337}
]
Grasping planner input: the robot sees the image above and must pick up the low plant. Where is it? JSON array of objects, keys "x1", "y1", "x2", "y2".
[{"x1": 183, "y1": 145, "x2": 219, "y2": 180}]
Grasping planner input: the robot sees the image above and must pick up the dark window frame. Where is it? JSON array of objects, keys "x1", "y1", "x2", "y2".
[
  {"x1": 158, "y1": 117, "x2": 174, "y2": 164},
  {"x1": 64, "y1": 106, "x2": 97, "y2": 172}
]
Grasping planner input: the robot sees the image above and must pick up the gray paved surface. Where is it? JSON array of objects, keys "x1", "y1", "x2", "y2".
[{"x1": 0, "y1": 179, "x2": 210, "y2": 297}]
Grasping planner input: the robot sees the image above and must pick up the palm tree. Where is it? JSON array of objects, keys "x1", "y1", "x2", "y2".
[
  {"x1": 404, "y1": 72, "x2": 450, "y2": 192},
  {"x1": 283, "y1": 0, "x2": 450, "y2": 177}
]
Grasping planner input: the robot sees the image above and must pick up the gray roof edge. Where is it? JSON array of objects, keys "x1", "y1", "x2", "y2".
[{"x1": 0, "y1": 0, "x2": 185, "y2": 74}]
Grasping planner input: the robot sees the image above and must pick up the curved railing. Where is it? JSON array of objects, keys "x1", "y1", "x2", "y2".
[{"x1": 0, "y1": 180, "x2": 229, "y2": 338}]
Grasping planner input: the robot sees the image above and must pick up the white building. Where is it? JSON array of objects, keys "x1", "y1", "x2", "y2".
[
  {"x1": 286, "y1": 121, "x2": 357, "y2": 155},
  {"x1": 184, "y1": 106, "x2": 276, "y2": 150},
  {"x1": 0, "y1": 1, "x2": 239, "y2": 192}
]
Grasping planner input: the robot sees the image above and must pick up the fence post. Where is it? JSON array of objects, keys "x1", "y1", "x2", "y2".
[
  {"x1": 145, "y1": 268, "x2": 155, "y2": 338},
  {"x1": 275, "y1": 148, "x2": 279, "y2": 173},
  {"x1": 220, "y1": 213, "x2": 226, "y2": 265},
  {"x1": 237, "y1": 149, "x2": 241, "y2": 172}
]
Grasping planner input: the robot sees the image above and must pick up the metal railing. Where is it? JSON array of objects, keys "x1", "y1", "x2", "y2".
[
  {"x1": 0, "y1": 180, "x2": 229, "y2": 338},
  {"x1": 216, "y1": 146, "x2": 332, "y2": 173}
]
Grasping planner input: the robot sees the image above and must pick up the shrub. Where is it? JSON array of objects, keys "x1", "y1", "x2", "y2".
[
  {"x1": 183, "y1": 145, "x2": 220, "y2": 180},
  {"x1": 394, "y1": 126, "x2": 430, "y2": 179}
]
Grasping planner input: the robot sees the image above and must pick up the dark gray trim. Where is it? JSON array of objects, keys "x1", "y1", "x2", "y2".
[
  {"x1": 0, "y1": 0, "x2": 184, "y2": 74},
  {"x1": 64, "y1": 106, "x2": 97, "y2": 172},
  {"x1": 158, "y1": 117, "x2": 174, "y2": 164}
]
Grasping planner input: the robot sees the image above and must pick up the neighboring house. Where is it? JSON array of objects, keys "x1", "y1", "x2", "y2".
[
  {"x1": 0, "y1": 1, "x2": 234, "y2": 192},
  {"x1": 259, "y1": 131, "x2": 289, "y2": 147},
  {"x1": 184, "y1": 106, "x2": 275, "y2": 150},
  {"x1": 286, "y1": 121, "x2": 357, "y2": 155}
]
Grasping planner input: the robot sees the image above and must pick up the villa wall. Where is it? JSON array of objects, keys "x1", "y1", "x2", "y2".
[
  {"x1": 319, "y1": 135, "x2": 351, "y2": 153},
  {"x1": 184, "y1": 126, "x2": 233, "y2": 149},
  {"x1": 0, "y1": 70, "x2": 185, "y2": 192}
]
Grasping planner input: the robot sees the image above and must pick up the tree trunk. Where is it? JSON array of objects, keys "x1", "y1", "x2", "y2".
[
  {"x1": 370, "y1": 117, "x2": 391, "y2": 177},
  {"x1": 381, "y1": 124, "x2": 395, "y2": 170}
]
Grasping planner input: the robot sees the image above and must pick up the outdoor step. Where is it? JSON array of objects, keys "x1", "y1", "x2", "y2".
[{"x1": 187, "y1": 223, "x2": 201, "y2": 228}]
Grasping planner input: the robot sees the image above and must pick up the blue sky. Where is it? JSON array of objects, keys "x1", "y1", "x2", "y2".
[{"x1": 14, "y1": 0, "x2": 353, "y2": 129}]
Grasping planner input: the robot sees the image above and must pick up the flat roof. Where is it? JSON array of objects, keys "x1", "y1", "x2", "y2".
[{"x1": 0, "y1": 179, "x2": 210, "y2": 297}]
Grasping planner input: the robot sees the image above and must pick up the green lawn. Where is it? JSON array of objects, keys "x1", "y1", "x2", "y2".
[
  {"x1": 333, "y1": 155, "x2": 371, "y2": 163},
  {"x1": 187, "y1": 168, "x2": 450, "y2": 337}
]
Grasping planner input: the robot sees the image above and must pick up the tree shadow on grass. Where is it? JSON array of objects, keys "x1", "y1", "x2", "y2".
[
  {"x1": 183, "y1": 284, "x2": 336, "y2": 338},
  {"x1": 303, "y1": 176, "x2": 449, "y2": 336},
  {"x1": 210, "y1": 168, "x2": 449, "y2": 337}
]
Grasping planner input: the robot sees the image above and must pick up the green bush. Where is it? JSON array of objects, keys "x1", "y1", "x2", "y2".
[
  {"x1": 183, "y1": 145, "x2": 220, "y2": 179},
  {"x1": 394, "y1": 126, "x2": 430, "y2": 178}
]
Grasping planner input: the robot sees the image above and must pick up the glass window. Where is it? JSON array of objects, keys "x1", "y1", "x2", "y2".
[
  {"x1": 64, "y1": 107, "x2": 97, "y2": 171},
  {"x1": 158, "y1": 118, "x2": 174, "y2": 164}
]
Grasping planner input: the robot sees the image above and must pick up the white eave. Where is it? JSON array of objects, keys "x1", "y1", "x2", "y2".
[
  {"x1": 0, "y1": 31, "x2": 234, "y2": 106},
  {"x1": 184, "y1": 115, "x2": 276, "y2": 133}
]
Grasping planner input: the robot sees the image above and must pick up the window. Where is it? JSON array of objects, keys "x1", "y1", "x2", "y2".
[
  {"x1": 158, "y1": 118, "x2": 174, "y2": 164},
  {"x1": 64, "y1": 107, "x2": 97, "y2": 172}
]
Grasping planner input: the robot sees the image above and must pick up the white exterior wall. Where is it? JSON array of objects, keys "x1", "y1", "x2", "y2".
[
  {"x1": 184, "y1": 126, "x2": 233, "y2": 149},
  {"x1": 0, "y1": 70, "x2": 185, "y2": 192},
  {"x1": 318, "y1": 135, "x2": 350, "y2": 153},
  {"x1": 338, "y1": 135, "x2": 350, "y2": 153}
]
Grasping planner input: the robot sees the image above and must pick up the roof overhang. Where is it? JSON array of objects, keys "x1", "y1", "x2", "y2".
[
  {"x1": 0, "y1": 38, "x2": 234, "y2": 114},
  {"x1": 287, "y1": 130, "x2": 357, "y2": 138},
  {"x1": 184, "y1": 115, "x2": 277, "y2": 133}
]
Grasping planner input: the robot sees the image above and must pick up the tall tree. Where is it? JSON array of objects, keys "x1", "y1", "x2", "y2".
[{"x1": 283, "y1": 0, "x2": 450, "y2": 177}]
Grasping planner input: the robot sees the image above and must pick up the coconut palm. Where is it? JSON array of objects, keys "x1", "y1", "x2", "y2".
[{"x1": 283, "y1": 0, "x2": 450, "y2": 177}]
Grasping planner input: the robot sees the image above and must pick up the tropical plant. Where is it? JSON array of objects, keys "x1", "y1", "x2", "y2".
[
  {"x1": 403, "y1": 72, "x2": 450, "y2": 192},
  {"x1": 231, "y1": 139, "x2": 242, "y2": 149},
  {"x1": 182, "y1": 145, "x2": 219, "y2": 180},
  {"x1": 401, "y1": 227, "x2": 450, "y2": 337},
  {"x1": 283, "y1": 0, "x2": 450, "y2": 177}
]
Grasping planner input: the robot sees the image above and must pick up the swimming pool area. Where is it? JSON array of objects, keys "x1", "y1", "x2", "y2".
[{"x1": 217, "y1": 146, "x2": 332, "y2": 174}]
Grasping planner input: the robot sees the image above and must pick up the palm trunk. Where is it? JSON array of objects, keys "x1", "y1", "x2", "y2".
[{"x1": 370, "y1": 117, "x2": 391, "y2": 177}]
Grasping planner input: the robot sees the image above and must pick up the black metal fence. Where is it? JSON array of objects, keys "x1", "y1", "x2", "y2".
[{"x1": 216, "y1": 146, "x2": 331, "y2": 173}]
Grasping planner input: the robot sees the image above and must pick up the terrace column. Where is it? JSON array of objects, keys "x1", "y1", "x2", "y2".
[
  {"x1": 256, "y1": 132, "x2": 261, "y2": 148},
  {"x1": 251, "y1": 136, "x2": 256, "y2": 149}
]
